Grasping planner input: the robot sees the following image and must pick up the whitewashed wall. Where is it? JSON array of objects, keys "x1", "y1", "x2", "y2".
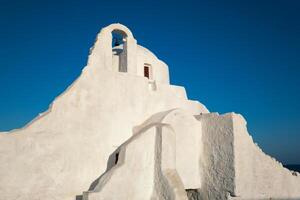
[{"x1": 0, "y1": 24, "x2": 208, "y2": 200}]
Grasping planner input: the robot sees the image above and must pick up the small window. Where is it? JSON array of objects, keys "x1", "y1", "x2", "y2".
[{"x1": 144, "y1": 66, "x2": 150, "y2": 79}]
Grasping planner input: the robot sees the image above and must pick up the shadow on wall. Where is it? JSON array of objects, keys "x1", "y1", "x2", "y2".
[
  {"x1": 74, "y1": 148, "x2": 122, "y2": 199},
  {"x1": 73, "y1": 155, "x2": 300, "y2": 200},
  {"x1": 88, "y1": 148, "x2": 121, "y2": 191},
  {"x1": 75, "y1": 195, "x2": 83, "y2": 200},
  {"x1": 186, "y1": 189, "x2": 201, "y2": 200}
]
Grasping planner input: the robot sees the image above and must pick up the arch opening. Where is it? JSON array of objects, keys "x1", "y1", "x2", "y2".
[{"x1": 111, "y1": 29, "x2": 128, "y2": 73}]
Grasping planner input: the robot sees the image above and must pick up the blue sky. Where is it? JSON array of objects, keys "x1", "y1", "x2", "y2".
[{"x1": 0, "y1": 0, "x2": 299, "y2": 164}]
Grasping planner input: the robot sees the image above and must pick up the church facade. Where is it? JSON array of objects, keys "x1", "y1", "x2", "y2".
[{"x1": 0, "y1": 24, "x2": 299, "y2": 200}]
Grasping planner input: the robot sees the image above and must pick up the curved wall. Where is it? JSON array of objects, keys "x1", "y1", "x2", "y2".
[{"x1": 89, "y1": 23, "x2": 169, "y2": 84}]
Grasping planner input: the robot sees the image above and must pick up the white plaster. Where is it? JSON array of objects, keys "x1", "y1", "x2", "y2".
[
  {"x1": 134, "y1": 109, "x2": 202, "y2": 189},
  {"x1": 83, "y1": 123, "x2": 187, "y2": 200},
  {"x1": 232, "y1": 114, "x2": 300, "y2": 199},
  {"x1": 197, "y1": 113, "x2": 300, "y2": 200},
  {"x1": 0, "y1": 23, "x2": 299, "y2": 200},
  {"x1": 0, "y1": 23, "x2": 207, "y2": 200},
  {"x1": 196, "y1": 113, "x2": 236, "y2": 200}
]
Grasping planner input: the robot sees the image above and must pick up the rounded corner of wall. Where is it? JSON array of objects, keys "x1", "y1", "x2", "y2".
[
  {"x1": 194, "y1": 101, "x2": 209, "y2": 114},
  {"x1": 230, "y1": 113, "x2": 247, "y2": 126},
  {"x1": 158, "y1": 60, "x2": 170, "y2": 84}
]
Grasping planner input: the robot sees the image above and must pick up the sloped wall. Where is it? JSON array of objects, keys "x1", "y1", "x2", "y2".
[
  {"x1": 233, "y1": 114, "x2": 300, "y2": 199},
  {"x1": 84, "y1": 126, "x2": 158, "y2": 200},
  {"x1": 83, "y1": 123, "x2": 187, "y2": 200},
  {"x1": 198, "y1": 112, "x2": 300, "y2": 200}
]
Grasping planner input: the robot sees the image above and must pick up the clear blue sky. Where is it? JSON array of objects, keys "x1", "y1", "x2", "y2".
[{"x1": 0, "y1": 0, "x2": 299, "y2": 164}]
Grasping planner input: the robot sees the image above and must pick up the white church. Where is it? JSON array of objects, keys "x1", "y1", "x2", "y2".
[{"x1": 0, "y1": 24, "x2": 299, "y2": 200}]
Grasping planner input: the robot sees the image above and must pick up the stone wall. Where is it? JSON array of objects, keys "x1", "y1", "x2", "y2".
[{"x1": 197, "y1": 113, "x2": 236, "y2": 200}]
